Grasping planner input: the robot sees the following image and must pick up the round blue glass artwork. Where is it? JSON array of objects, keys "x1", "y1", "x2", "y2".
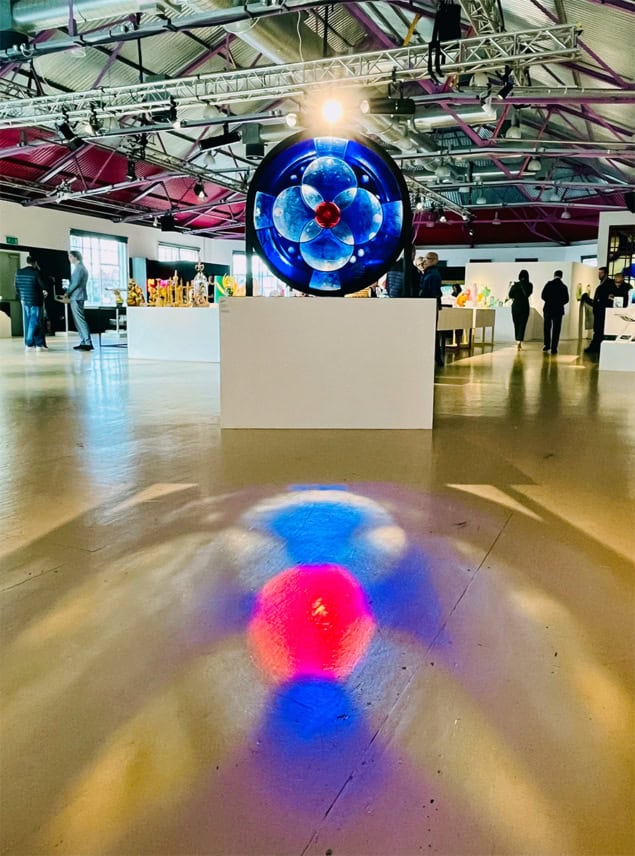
[{"x1": 246, "y1": 133, "x2": 410, "y2": 296}]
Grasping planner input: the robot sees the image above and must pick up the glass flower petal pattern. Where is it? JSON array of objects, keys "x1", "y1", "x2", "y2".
[{"x1": 247, "y1": 133, "x2": 410, "y2": 296}]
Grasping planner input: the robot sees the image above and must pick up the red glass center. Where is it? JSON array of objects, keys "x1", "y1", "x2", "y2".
[{"x1": 314, "y1": 200, "x2": 341, "y2": 229}]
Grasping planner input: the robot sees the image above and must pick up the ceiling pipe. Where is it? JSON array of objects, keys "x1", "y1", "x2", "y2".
[{"x1": 11, "y1": 0, "x2": 166, "y2": 28}]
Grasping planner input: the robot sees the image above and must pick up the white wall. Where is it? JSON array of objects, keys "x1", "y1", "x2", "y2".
[
  {"x1": 0, "y1": 199, "x2": 242, "y2": 266},
  {"x1": 422, "y1": 242, "x2": 597, "y2": 267},
  {"x1": 464, "y1": 261, "x2": 596, "y2": 341},
  {"x1": 597, "y1": 210, "x2": 635, "y2": 268}
]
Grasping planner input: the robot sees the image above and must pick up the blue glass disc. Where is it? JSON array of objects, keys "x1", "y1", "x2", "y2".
[{"x1": 247, "y1": 132, "x2": 410, "y2": 296}]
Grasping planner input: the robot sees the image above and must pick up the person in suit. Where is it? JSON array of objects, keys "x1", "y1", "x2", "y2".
[
  {"x1": 65, "y1": 250, "x2": 93, "y2": 351},
  {"x1": 541, "y1": 270, "x2": 569, "y2": 355},
  {"x1": 509, "y1": 269, "x2": 533, "y2": 350},
  {"x1": 582, "y1": 266, "x2": 615, "y2": 354}
]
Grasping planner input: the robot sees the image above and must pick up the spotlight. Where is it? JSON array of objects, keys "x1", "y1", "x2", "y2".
[
  {"x1": 497, "y1": 66, "x2": 515, "y2": 99},
  {"x1": 152, "y1": 216, "x2": 159, "y2": 227},
  {"x1": 415, "y1": 194, "x2": 424, "y2": 210},
  {"x1": 200, "y1": 124, "x2": 241, "y2": 151},
  {"x1": 492, "y1": 210, "x2": 501, "y2": 225},
  {"x1": 56, "y1": 117, "x2": 82, "y2": 151},
  {"x1": 83, "y1": 109, "x2": 101, "y2": 137},
  {"x1": 435, "y1": 163, "x2": 451, "y2": 181},
  {"x1": 476, "y1": 193, "x2": 487, "y2": 205},
  {"x1": 561, "y1": 208, "x2": 572, "y2": 220},
  {"x1": 126, "y1": 157, "x2": 137, "y2": 181},
  {"x1": 160, "y1": 213, "x2": 176, "y2": 231},
  {"x1": 359, "y1": 97, "x2": 416, "y2": 116},
  {"x1": 461, "y1": 212, "x2": 470, "y2": 221},
  {"x1": 205, "y1": 150, "x2": 217, "y2": 165},
  {"x1": 505, "y1": 124, "x2": 522, "y2": 140},
  {"x1": 286, "y1": 112, "x2": 298, "y2": 128},
  {"x1": 321, "y1": 98, "x2": 343, "y2": 124},
  {"x1": 438, "y1": 211, "x2": 447, "y2": 224},
  {"x1": 168, "y1": 99, "x2": 180, "y2": 127},
  {"x1": 193, "y1": 181, "x2": 207, "y2": 200},
  {"x1": 527, "y1": 157, "x2": 542, "y2": 173}
]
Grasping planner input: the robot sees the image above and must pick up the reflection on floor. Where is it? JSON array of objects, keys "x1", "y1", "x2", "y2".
[{"x1": 1, "y1": 338, "x2": 633, "y2": 856}]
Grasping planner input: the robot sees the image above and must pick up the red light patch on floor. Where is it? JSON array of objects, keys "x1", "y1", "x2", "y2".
[{"x1": 248, "y1": 564, "x2": 376, "y2": 682}]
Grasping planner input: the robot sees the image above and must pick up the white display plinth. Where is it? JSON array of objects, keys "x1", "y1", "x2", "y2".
[
  {"x1": 599, "y1": 341, "x2": 635, "y2": 372},
  {"x1": 127, "y1": 306, "x2": 220, "y2": 362},
  {"x1": 220, "y1": 298, "x2": 436, "y2": 429},
  {"x1": 0, "y1": 311, "x2": 10, "y2": 338},
  {"x1": 599, "y1": 309, "x2": 635, "y2": 372}
]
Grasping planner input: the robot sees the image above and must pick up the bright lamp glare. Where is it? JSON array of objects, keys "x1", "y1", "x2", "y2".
[
  {"x1": 321, "y1": 98, "x2": 343, "y2": 124},
  {"x1": 286, "y1": 112, "x2": 298, "y2": 128}
]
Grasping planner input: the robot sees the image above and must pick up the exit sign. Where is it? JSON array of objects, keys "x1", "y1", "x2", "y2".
[{"x1": 5, "y1": 236, "x2": 18, "y2": 245}]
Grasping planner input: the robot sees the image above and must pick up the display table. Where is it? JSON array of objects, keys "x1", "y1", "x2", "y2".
[
  {"x1": 220, "y1": 298, "x2": 436, "y2": 429},
  {"x1": 599, "y1": 308, "x2": 635, "y2": 372},
  {"x1": 438, "y1": 307, "x2": 495, "y2": 348},
  {"x1": 127, "y1": 306, "x2": 220, "y2": 362}
]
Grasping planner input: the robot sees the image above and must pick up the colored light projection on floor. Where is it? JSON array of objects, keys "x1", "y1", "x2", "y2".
[{"x1": 248, "y1": 563, "x2": 376, "y2": 682}]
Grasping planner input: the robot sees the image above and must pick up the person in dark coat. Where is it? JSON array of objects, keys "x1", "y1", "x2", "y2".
[
  {"x1": 14, "y1": 255, "x2": 48, "y2": 351},
  {"x1": 582, "y1": 266, "x2": 615, "y2": 354},
  {"x1": 509, "y1": 269, "x2": 533, "y2": 350},
  {"x1": 419, "y1": 251, "x2": 444, "y2": 366},
  {"x1": 612, "y1": 272, "x2": 631, "y2": 308},
  {"x1": 541, "y1": 269, "x2": 569, "y2": 355},
  {"x1": 385, "y1": 259, "x2": 404, "y2": 298}
]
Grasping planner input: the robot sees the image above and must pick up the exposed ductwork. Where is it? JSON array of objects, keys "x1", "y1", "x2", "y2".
[{"x1": 11, "y1": 0, "x2": 170, "y2": 29}]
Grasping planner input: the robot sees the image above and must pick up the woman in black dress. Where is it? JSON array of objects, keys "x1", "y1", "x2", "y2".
[{"x1": 509, "y1": 269, "x2": 533, "y2": 349}]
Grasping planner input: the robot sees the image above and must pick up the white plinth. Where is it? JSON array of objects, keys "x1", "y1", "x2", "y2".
[
  {"x1": 220, "y1": 298, "x2": 436, "y2": 429},
  {"x1": 599, "y1": 341, "x2": 635, "y2": 372},
  {"x1": 127, "y1": 306, "x2": 220, "y2": 362},
  {"x1": 0, "y1": 311, "x2": 10, "y2": 338}
]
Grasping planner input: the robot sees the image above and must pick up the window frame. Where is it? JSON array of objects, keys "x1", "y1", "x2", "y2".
[{"x1": 69, "y1": 229, "x2": 128, "y2": 307}]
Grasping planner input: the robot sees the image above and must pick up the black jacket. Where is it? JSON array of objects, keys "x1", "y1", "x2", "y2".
[
  {"x1": 541, "y1": 277, "x2": 569, "y2": 316},
  {"x1": 14, "y1": 266, "x2": 46, "y2": 306}
]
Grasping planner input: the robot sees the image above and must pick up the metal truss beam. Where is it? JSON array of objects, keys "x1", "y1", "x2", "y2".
[
  {"x1": 0, "y1": 25, "x2": 580, "y2": 129},
  {"x1": 460, "y1": 0, "x2": 505, "y2": 34}
]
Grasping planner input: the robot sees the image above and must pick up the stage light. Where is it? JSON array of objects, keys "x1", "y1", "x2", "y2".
[
  {"x1": 498, "y1": 66, "x2": 515, "y2": 99},
  {"x1": 527, "y1": 157, "x2": 542, "y2": 173},
  {"x1": 359, "y1": 97, "x2": 416, "y2": 116},
  {"x1": 126, "y1": 157, "x2": 137, "y2": 181},
  {"x1": 476, "y1": 193, "x2": 487, "y2": 205},
  {"x1": 415, "y1": 194, "x2": 423, "y2": 210},
  {"x1": 200, "y1": 124, "x2": 241, "y2": 151},
  {"x1": 505, "y1": 124, "x2": 522, "y2": 140},
  {"x1": 561, "y1": 208, "x2": 571, "y2": 219},
  {"x1": 438, "y1": 211, "x2": 447, "y2": 223},
  {"x1": 160, "y1": 213, "x2": 176, "y2": 231},
  {"x1": 193, "y1": 181, "x2": 206, "y2": 200},
  {"x1": 321, "y1": 97, "x2": 343, "y2": 124},
  {"x1": 435, "y1": 163, "x2": 451, "y2": 181},
  {"x1": 56, "y1": 116, "x2": 82, "y2": 151},
  {"x1": 286, "y1": 112, "x2": 298, "y2": 128},
  {"x1": 461, "y1": 212, "x2": 470, "y2": 221},
  {"x1": 492, "y1": 210, "x2": 501, "y2": 225},
  {"x1": 83, "y1": 109, "x2": 101, "y2": 137}
]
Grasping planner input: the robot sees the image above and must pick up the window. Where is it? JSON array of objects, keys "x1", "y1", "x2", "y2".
[
  {"x1": 232, "y1": 251, "x2": 287, "y2": 296},
  {"x1": 69, "y1": 229, "x2": 127, "y2": 306},
  {"x1": 581, "y1": 255, "x2": 598, "y2": 266},
  {"x1": 158, "y1": 243, "x2": 200, "y2": 263}
]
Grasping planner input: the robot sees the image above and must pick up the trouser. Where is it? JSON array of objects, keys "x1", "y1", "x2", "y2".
[
  {"x1": 70, "y1": 299, "x2": 92, "y2": 346},
  {"x1": 22, "y1": 304, "x2": 45, "y2": 347},
  {"x1": 543, "y1": 310, "x2": 562, "y2": 352},
  {"x1": 586, "y1": 308, "x2": 605, "y2": 352}
]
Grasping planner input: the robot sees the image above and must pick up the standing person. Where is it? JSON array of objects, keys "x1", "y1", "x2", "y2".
[
  {"x1": 541, "y1": 269, "x2": 569, "y2": 355},
  {"x1": 65, "y1": 250, "x2": 93, "y2": 351},
  {"x1": 385, "y1": 258, "x2": 405, "y2": 298},
  {"x1": 582, "y1": 266, "x2": 615, "y2": 354},
  {"x1": 419, "y1": 251, "x2": 444, "y2": 366},
  {"x1": 14, "y1": 255, "x2": 48, "y2": 351},
  {"x1": 509, "y1": 269, "x2": 533, "y2": 350},
  {"x1": 612, "y1": 272, "x2": 631, "y2": 308}
]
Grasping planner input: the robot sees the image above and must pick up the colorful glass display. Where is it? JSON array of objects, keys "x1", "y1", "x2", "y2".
[{"x1": 246, "y1": 133, "x2": 410, "y2": 296}]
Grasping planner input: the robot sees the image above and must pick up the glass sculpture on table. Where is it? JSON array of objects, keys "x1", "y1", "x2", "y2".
[{"x1": 246, "y1": 133, "x2": 410, "y2": 296}]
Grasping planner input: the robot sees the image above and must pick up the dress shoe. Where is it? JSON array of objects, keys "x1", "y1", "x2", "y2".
[
  {"x1": 78, "y1": 344, "x2": 93, "y2": 351},
  {"x1": 551, "y1": 349, "x2": 557, "y2": 355},
  {"x1": 543, "y1": 346, "x2": 549, "y2": 352}
]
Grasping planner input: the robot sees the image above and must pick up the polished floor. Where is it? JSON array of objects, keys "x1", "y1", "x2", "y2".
[{"x1": 1, "y1": 335, "x2": 633, "y2": 856}]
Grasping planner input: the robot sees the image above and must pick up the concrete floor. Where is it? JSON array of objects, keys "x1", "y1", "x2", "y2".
[{"x1": 1, "y1": 336, "x2": 633, "y2": 856}]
